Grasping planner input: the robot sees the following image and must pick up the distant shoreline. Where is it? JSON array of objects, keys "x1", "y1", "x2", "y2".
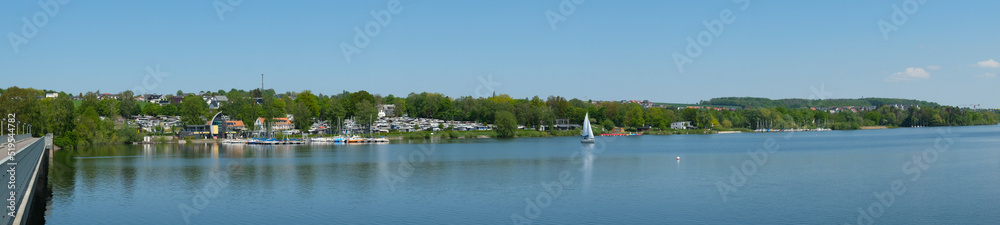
[{"x1": 125, "y1": 124, "x2": 1000, "y2": 145}]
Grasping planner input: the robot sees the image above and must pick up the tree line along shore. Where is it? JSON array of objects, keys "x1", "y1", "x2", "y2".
[{"x1": 1, "y1": 87, "x2": 997, "y2": 149}]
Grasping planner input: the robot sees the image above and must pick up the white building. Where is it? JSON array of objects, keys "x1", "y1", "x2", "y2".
[
  {"x1": 255, "y1": 117, "x2": 293, "y2": 131},
  {"x1": 207, "y1": 95, "x2": 228, "y2": 109},
  {"x1": 379, "y1": 104, "x2": 395, "y2": 117},
  {"x1": 671, "y1": 121, "x2": 693, "y2": 130}
]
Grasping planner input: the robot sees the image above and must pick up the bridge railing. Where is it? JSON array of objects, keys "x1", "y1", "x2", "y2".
[
  {"x1": 9, "y1": 134, "x2": 30, "y2": 142},
  {"x1": 0, "y1": 136, "x2": 47, "y2": 224}
]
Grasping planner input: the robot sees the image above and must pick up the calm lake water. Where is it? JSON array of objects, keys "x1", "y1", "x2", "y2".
[{"x1": 44, "y1": 125, "x2": 1000, "y2": 224}]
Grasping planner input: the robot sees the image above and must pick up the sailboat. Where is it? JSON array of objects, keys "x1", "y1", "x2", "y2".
[{"x1": 581, "y1": 113, "x2": 596, "y2": 143}]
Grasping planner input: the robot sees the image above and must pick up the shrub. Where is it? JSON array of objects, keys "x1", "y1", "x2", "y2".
[
  {"x1": 53, "y1": 131, "x2": 77, "y2": 150},
  {"x1": 116, "y1": 126, "x2": 143, "y2": 144},
  {"x1": 494, "y1": 111, "x2": 517, "y2": 138}
]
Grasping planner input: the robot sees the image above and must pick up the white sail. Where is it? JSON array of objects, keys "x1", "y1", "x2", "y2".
[{"x1": 582, "y1": 113, "x2": 595, "y2": 142}]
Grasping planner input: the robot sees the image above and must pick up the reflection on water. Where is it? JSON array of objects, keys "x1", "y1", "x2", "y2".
[
  {"x1": 580, "y1": 143, "x2": 594, "y2": 194},
  {"x1": 44, "y1": 126, "x2": 1000, "y2": 224}
]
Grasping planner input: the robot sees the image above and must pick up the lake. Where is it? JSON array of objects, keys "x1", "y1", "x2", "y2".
[{"x1": 44, "y1": 125, "x2": 1000, "y2": 224}]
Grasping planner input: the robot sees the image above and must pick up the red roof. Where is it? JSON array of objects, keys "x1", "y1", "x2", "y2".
[
  {"x1": 226, "y1": 121, "x2": 245, "y2": 127},
  {"x1": 257, "y1": 117, "x2": 292, "y2": 125}
]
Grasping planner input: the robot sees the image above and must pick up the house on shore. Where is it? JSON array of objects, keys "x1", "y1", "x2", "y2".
[
  {"x1": 671, "y1": 121, "x2": 694, "y2": 130},
  {"x1": 255, "y1": 117, "x2": 293, "y2": 131}
]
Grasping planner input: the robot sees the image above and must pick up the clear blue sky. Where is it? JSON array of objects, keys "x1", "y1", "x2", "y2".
[{"x1": 2, "y1": 1, "x2": 998, "y2": 107}]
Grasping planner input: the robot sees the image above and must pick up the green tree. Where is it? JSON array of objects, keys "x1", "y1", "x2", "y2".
[
  {"x1": 240, "y1": 102, "x2": 261, "y2": 131},
  {"x1": 74, "y1": 108, "x2": 101, "y2": 145},
  {"x1": 220, "y1": 91, "x2": 245, "y2": 119},
  {"x1": 384, "y1": 94, "x2": 396, "y2": 104},
  {"x1": 405, "y1": 92, "x2": 426, "y2": 117},
  {"x1": 644, "y1": 108, "x2": 670, "y2": 130},
  {"x1": 53, "y1": 131, "x2": 77, "y2": 149},
  {"x1": 434, "y1": 97, "x2": 454, "y2": 119},
  {"x1": 624, "y1": 104, "x2": 645, "y2": 129},
  {"x1": 161, "y1": 104, "x2": 179, "y2": 116},
  {"x1": 53, "y1": 94, "x2": 77, "y2": 133},
  {"x1": 601, "y1": 118, "x2": 616, "y2": 132},
  {"x1": 813, "y1": 110, "x2": 830, "y2": 125},
  {"x1": 180, "y1": 95, "x2": 208, "y2": 125},
  {"x1": 681, "y1": 108, "x2": 698, "y2": 123},
  {"x1": 355, "y1": 100, "x2": 378, "y2": 122},
  {"x1": 79, "y1": 93, "x2": 99, "y2": 113},
  {"x1": 710, "y1": 118, "x2": 722, "y2": 129},
  {"x1": 295, "y1": 90, "x2": 320, "y2": 117},
  {"x1": 290, "y1": 101, "x2": 314, "y2": 130},
  {"x1": 116, "y1": 125, "x2": 143, "y2": 144},
  {"x1": 37, "y1": 94, "x2": 76, "y2": 136},
  {"x1": 931, "y1": 114, "x2": 946, "y2": 126},
  {"x1": 696, "y1": 110, "x2": 714, "y2": 128},
  {"x1": 345, "y1": 90, "x2": 375, "y2": 118},
  {"x1": 118, "y1": 90, "x2": 139, "y2": 118},
  {"x1": 494, "y1": 111, "x2": 517, "y2": 138},
  {"x1": 392, "y1": 98, "x2": 407, "y2": 117},
  {"x1": 74, "y1": 107, "x2": 116, "y2": 145},
  {"x1": 281, "y1": 95, "x2": 295, "y2": 114},
  {"x1": 98, "y1": 98, "x2": 119, "y2": 117},
  {"x1": 270, "y1": 97, "x2": 287, "y2": 116},
  {"x1": 324, "y1": 98, "x2": 347, "y2": 125},
  {"x1": 144, "y1": 103, "x2": 161, "y2": 116},
  {"x1": 0, "y1": 87, "x2": 41, "y2": 135},
  {"x1": 546, "y1": 96, "x2": 570, "y2": 118},
  {"x1": 863, "y1": 111, "x2": 882, "y2": 126},
  {"x1": 259, "y1": 97, "x2": 286, "y2": 131}
]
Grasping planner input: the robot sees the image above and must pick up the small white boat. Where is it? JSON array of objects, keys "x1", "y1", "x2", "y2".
[
  {"x1": 222, "y1": 139, "x2": 246, "y2": 144},
  {"x1": 581, "y1": 113, "x2": 595, "y2": 143}
]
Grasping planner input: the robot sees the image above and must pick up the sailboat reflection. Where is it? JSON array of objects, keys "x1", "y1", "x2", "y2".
[{"x1": 580, "y1": 143, "x2": 595, "y2": 194}]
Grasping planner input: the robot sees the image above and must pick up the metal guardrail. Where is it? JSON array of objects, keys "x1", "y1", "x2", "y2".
[
  {"x1": 0, "y1": 136, "x2": 48, "y2": 225},
  {"x1": 10, "y1": 135, "x2": 29, "y2": 142}
]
